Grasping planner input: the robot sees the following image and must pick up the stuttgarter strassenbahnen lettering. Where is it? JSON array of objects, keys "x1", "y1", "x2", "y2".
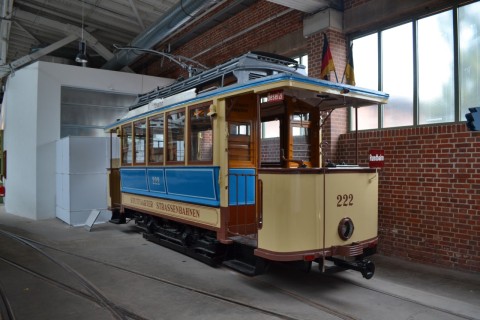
[{"x1": 130, "y1": 197, "x2": 200, "y2": 218}]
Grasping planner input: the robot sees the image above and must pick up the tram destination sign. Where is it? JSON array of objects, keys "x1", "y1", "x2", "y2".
[
  {"x1": 369, "y1": 149, "x2": 385, "y2": 168},
  {"x1": 267, "y1": 90, "x2": 284, "y2": 103}
]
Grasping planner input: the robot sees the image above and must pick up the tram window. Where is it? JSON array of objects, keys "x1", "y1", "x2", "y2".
[
  {"x1": 167, "y1": 110, "x2": 185, "y2": 162},
  {"x1": 189, "y1": 104, "x2": 213, "y2": 162},
  {"x1": 292, "y1": 113, "x2": 310, "y2": 121},
  {"x1": 261, "y1": 120, "x2": 281, "y2": 164},
  {"x1": 292, "y1": 112, "x2": 311, "y2": 163},
  {"x1": 148, "y1": 115, "x2": 164, "y2": 164},
  {"x1": 228, "y1": 122, "x2": 252, "y2": 162},
  {"x1": 292, "y1": 127, "x2": 308, "y2": 136},
  {"x1": 230, "y1": 123, "x2": 250, "y2": 135},
  {"x1": 134, "y1": 120, "x2": 146, "y2": 164},
  {"x1": 121, "y1": 124, "x2": 133, "y2": 165},
  {"x1": 292, "y1": 126, "x2": 311, "y2": 161}
]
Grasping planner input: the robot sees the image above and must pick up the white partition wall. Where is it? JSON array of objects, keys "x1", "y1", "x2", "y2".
[
  {"x1": 2, "y1": 62, "x2": 173, "y2": 220},
  {"x1": 56, "y1": 136, "x2": 120, "y2": 226}
]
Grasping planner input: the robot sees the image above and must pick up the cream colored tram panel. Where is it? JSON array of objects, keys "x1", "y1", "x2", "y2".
[
  {"x1": 324, "y1": 171, "x2": 378, "y2": 247},
  {"x1": 122, "y1": 193, "x2": 222, "y2": 229},
  {"x1": 257, "y1": 173, "x2": 324, "y2": 253}
]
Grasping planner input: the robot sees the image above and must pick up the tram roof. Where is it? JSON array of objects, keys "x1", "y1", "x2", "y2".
[{"x1": 105, "y1": 72, "x2": 389, "y2": 130}]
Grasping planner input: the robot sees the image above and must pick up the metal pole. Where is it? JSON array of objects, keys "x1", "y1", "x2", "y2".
[{"x1": 355, "y1": 107, "x2": 358, "y2": 165}]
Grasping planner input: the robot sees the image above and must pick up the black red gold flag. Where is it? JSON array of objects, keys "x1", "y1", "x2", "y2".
[{"x1": 320, "y1": 33, "x2": 336, "y2": 81}]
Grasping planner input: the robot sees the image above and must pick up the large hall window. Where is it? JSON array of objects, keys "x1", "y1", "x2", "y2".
[
  {"x1": 293, "y1": 54, "x2": 309, "y2": 75},
  {"x1": 351, "y1": 33, "x2": 378, "y2": 130},
  {"x1": 382, "y1": 23, "x2": 414, "y2": 127},
  {"x1": 418, "y1": 11, "x2": 454, "y2": 124},
  {"x1": 350, "y1": 2, "x2": 477, "y2": 130},
  {"x1": 459, "y1": 1, "x2": 480, "y2": 116}
]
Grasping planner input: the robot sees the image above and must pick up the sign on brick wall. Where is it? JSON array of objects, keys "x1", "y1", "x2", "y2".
[{"x1": 369, "y1": 149, "x2": 384, "y2": 168}]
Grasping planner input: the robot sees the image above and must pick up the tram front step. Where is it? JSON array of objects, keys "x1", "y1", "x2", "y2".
[
  {"x1": 223, "y1": 259, "x2": 258, "y2": 276},
  {"x1": 228, "y1": 235, "x2": 257, "y2": 247}
]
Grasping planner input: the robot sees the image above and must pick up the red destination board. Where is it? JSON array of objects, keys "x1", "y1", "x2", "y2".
[
  {"x1": 267, "y1": 90, "x2": 284, "y2": 103},
  {"x1": 369, "y1": 149, "x2": 385, "y2": 168}
]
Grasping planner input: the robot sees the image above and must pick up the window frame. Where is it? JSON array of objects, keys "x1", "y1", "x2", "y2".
[
  {"x1": 133, "y1": 119, "x2": 147, "y2": 165},
  {"x1": 166, "y1": 108, "x2": 186, "y2": 164},
  {"x1": 148, "y1": 114, "x2": 165, "y2": 165},
  {"x1": 121, "y1": 123, "x2": 133, "y2": 166},
  {"x1": 348, "y1": 2, "x2": 476, "y2": 131},
  {"x1": 188, "y1": 102, "x2": 214, "y2": 164}
]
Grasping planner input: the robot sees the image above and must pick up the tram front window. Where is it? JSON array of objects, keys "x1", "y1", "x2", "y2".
[
  {"x1": 261, "y1": 120, "x2": 281, "y2": 166},
  {"x1": 292, "y1": 112, "x2": 311, "y2": 165}
]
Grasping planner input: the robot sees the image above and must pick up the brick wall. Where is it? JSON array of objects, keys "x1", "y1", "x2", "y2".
[
  {"x1": 307, "y1": 30, "x2": 348, "y2": 162},
  {"x1": 133, "y1": 1, "x2": 304, "y2": 79},
  {"x1": 338, "y1": 125, "x2": 480, "y2": 272}
]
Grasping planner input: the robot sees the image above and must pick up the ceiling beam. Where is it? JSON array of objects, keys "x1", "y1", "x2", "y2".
[
  {"x1": 13, "y1": 9, "x2": 115, "y2": 61},
  {"x1": 0, "y1": 34, "x2": 78, "y2": 79},
  {"x1": 15, "y1": 0, "x2": 142, "y2": 33},
  {"x1": 127, "y1": 0, "x2": 146, "y2": 30},
  {"x1": 0, "y1": 0, "x2": 14, "y2": 65},
  {"x1": 267, "y1": 0, "x2": 344, "y2": 12},
  {"x1": 13, "y1": 21, "x2": 42, "y2": 44}
]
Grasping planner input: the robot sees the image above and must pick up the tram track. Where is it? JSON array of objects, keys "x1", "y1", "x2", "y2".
[
  {"x1": 329, "y1": 274, "x2": 478, "y2": 320},
  {"x1": 0, "y1": 278, "x2": 16, "y2": 320},
  {"x1": 0, "y1": 229, "x2": 148, "y2": 320},
  {"x1": 245, "y1": 267, "x2": 477, "y2": 320},
  {"x1": 0, "y1": 229, "x2": 475, "y2": 320},
  {"x1": 0, "y1": 229, "x2": 345, "y2": 320}
]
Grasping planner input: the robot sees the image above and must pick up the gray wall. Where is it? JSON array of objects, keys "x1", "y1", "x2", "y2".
[{"x1": 2, "y1": 61, "x2": 173, "y2": 220}]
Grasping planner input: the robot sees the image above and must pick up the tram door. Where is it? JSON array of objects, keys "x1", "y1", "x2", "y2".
[{"x1": 226, "y1": 94, "x2": 258, "y2": 237}]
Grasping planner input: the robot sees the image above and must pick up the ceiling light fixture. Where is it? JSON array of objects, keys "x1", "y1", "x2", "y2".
[{"x1": 75, "y1": 0, "x2": 88, "y2": 64}]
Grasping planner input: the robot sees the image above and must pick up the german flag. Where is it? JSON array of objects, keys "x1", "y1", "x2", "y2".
[
  {"x1": 320, "y1": 33, "x2": 336, "y2": 80},
  {"x1": 345, "y1": 43, "x2": 356, "y2": 86}
]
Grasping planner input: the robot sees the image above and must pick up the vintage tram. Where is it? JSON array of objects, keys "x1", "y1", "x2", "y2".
[{"x1": 105, "y1": 52, "x2": 388, "y2": 279}]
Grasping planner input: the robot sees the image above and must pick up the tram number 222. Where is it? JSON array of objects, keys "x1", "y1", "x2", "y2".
[{"x1": 337, "y1": 194, "x2": 354, "y2": 207}]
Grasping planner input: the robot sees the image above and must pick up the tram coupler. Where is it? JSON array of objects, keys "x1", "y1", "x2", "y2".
[{"x1": 326, "y1": 257, "x2": 375, "y2": 279}]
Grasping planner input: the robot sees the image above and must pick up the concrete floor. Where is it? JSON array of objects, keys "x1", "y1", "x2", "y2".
[{"x1": 0, "y1": 206, "x2": 479, "y2": 320}]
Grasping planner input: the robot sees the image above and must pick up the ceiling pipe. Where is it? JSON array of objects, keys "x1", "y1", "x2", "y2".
[{"x1": 101, "y1": 0, "x2": 218, "y2": 71}]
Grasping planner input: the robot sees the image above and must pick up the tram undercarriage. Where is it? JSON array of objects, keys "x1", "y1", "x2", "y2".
[
  {"x1": 118, "y1": 208, "x2": 376, "y2": 279},
  {"x1": 131, "y1": 210, "x2": 227, "y2": 267}
]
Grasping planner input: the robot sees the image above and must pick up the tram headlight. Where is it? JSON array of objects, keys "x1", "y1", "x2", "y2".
[{"x1": 338, "y1": 217, "x2": 354, "y2": 240}]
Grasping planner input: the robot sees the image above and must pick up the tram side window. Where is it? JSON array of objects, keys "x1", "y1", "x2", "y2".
[
  {"x1": 189, "y1": 104, "x2": 213, "y2": 162},
  {"x1": 121, "y1": 124, "x2": 133, "y2": 165},
  {"x1": 134, "y1": 120, "x2": 146, "y2": 164},
  {"x1": 167, "y1": 109, "x2": 185, "y2": 162},
  {"x1": 149, "y1": 115, "x2": 164, "y2": 164}
]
